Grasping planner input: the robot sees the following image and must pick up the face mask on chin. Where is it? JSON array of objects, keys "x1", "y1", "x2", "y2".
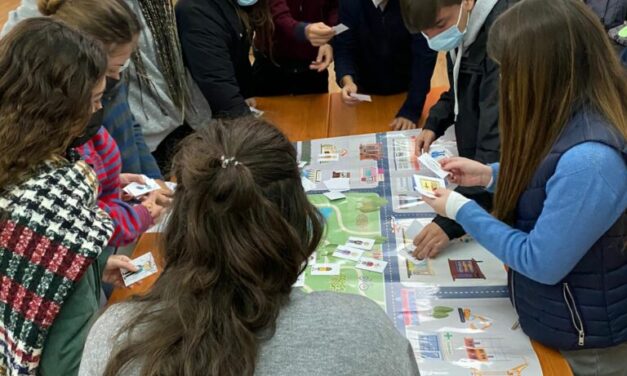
[
  {"x1": 68, "y1": 109, "x2": 104, "y2": 149},
  {"x1": 422, "y1": 5, "x2": 468, "y2": 52},
  {"x1": 237, "y1": 0, "x2": 258, "y2": 6}
]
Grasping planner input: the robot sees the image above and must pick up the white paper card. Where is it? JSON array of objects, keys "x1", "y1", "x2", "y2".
[
  {"x1": 293, "y1": 272, "x2": 305, "y2": 287},
  {"x1": 346, "y1": 236, "x2": 375, "y2": 250},
  {"x1": 333, "y1": 23, "x2": 349, "y2": 35},
  {"x1": 249, "y1": 106, "x2": 264, "y2": 117},
  {"x1": 413, "y1": 175, "x2": 446, "y2": 198},
  {"x1": 121, "y1": 252, "x2": 159, "y2": 287},
  {"x1": 310, "y1": 263, "x2": 341, "y2": 276},
  {"x1": 350, "y1": 93, "x2": 372, "y2": 102},
  {"x1": 405, "y1": 219, "x2": 426, "y2": 240},
  {"x1": 333, "y1": 245, "x2": 364, "y2": 261},
  {"x1": 418, "y1": 153, "x2": 449, "y2": 179},
  {"x1": 323, "y1": 191, "x2": 347, "y2": 201},
  {"x1": 355, "y1": 257, "x2": 387, "y2": 273},
  {"x1": 318, "y1": 153, "x2": 340, "y2": 163},
  {"x1": 398, "y1": 245, "x2": 426, "y2": 266},
  {"x1": 123, "y1": 176, "x2": 161, "y2": 197},
  {"x1": 301, "y1": 176, "x2": 317, "y2": 192}
]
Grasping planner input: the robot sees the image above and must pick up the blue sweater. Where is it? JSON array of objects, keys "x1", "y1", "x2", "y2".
[
  {"x1": 103, "y1": 81, "x2": 163, "y2": 180},
  {"x1": 333, "y1": 0, "x2": 437, "y2": 123},
  {"x1": 457, "y1": 142, "x2": 627, "y2": 285}
]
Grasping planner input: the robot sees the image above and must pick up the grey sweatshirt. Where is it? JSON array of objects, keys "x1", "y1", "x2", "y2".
[
  {"x1": 1, "y1": 0, "x2": 212, "y2": 151},
  {"x1": 79, "y1": 290, "x2": 421, "y2": 376}
]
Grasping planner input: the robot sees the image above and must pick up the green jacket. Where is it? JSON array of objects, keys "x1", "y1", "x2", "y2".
[{"x1": 39, "y1": 250, "x2": 110, "y2": 376}]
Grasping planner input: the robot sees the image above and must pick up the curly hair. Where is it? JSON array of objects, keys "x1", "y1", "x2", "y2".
[
  {"x1": 0, "y1": 18, "x2": 107, "y2": 189},
  {"x1": 104, "y1": 117, "x2": 324, "y2": 376}
]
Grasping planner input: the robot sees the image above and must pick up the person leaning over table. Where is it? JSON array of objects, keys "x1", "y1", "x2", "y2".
[
  {"x1": 252, "y1": 0, "x2": 339, "y2": 95},
  {"x1": 79, "y1": 117, "x2": 420, "y2": 376},
  {"x1": 400, "y1": 0, "x2": 518, "y2": 261},
  {"x1": 422, "y1": 1, "x2": 627, "y2": 375},
  {"x1": 176, "y1": 0, "x2": 273, "y2": 119},
  {"x1": 333, "y1": 0, "x2": 437, "y2": 131}
]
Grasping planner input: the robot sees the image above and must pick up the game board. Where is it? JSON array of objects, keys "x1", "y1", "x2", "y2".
[{"x1": 296, "y1": 130, "x2": 543, "y2": 376}]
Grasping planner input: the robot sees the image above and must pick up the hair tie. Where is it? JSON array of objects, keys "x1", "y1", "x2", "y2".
[{"x1": 220, "y1": 155, "x2": 241, "y2": 168}]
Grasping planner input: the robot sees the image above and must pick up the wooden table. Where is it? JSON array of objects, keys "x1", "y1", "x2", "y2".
[
  {"x1": 110, "y1": 91, "x2": 572, "y2": 375},
  {"x1": 256, "y1": 94, "x2": 330, "y2": 142}
]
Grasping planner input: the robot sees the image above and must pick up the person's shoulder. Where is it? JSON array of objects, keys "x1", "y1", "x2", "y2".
[
  {"x1": 560, "y1": 141, "x2": 625, "y2": 177},
  {"x1": 91, "y1": 302, "x2": 139, "y2": 336}
]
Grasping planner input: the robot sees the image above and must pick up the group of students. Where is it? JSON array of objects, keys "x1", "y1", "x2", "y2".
[{"x1": 0, "y1": 0, "x2": 625, "y2": 376}]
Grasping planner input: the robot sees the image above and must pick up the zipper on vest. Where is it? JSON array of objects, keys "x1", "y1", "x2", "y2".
[
  {"x1": 510, "y1": 271, "x2": 520, "y2": 330},
  {"x1": 563, "y1": 283, "x2": 585, "y2": 347}
]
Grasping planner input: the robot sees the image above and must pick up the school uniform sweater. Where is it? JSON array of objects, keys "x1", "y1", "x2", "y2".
[
  {"x1": 333, "y1": 0, "x2": 436, "y2": 123},
  {"x1": 102, "y1": 79, "x2": 163, "y2": 180},
  {"x1": 77, "y1": 128, "x2": 153, "y2": 247}
]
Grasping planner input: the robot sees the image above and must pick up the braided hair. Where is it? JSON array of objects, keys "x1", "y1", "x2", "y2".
[{"x1": 132, "y1": 0, "x2": 193, "y2": 116}]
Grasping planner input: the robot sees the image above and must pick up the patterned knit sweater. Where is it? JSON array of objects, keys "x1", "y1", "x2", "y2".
[
  {"x1": 77, "y1": 127, "x2": 153, "y2": 246},
  {"x1": 0, "y1": 154, "x2": 114, "y2": 376}
]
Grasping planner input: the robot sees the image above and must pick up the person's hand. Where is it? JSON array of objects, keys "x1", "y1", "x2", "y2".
[
  {"x1": 154, "y1": 179, "x2": 174, "y2": 207},
  {"x1": 390, "y1": 117, "x2": 416, "y2": 131},
  {"x1": 412, "y1": 222, "x2": 450, "y2": 260},
  {"x1": 440, "y1": 157, "x2": 492, "y2": 187},
  {"x1": 421, "y1": 188, "x2": 452, "y2": 218},
  {"x1": 245, "y1": 97, "x2": 257, "y2": 108},
  {"x1": 341, "y1": 76, "x2": 360, "y2": 106},
  {"x1": 119, "y1": 173, "x2": 145, "y2": 188},
  {"x1": 103, "y1": 255, "x2": 138, "y2": 288},
  {"x1": 310, "y1": 44, "x2": 333, "y2": 72},
  {"x1": 305, "y1": 22, "x2": 335, "y2": 47},
  {"x1": 140, "y1": 191, "x2": 165, "y2": 220},
  {"x1": 414, "y1": 129, "x2": 437, "y2": 155}
]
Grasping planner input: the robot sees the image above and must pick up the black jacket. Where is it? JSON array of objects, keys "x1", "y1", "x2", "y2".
[
  {"x1": 176, "y1": 0, "x2": 253, "y2": 118},
  {"x1": 426, "y1": 0, "x2": 517, "y2": 239}
]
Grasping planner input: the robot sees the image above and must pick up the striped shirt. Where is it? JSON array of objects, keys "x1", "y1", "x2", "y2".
[{"x1": 77, "y1": 127, "x2": 153, "y2": 246}]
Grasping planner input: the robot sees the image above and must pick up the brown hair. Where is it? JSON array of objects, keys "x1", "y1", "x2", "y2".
[
  {"x1": 0, "y1": 18, "x2": 107, "y2": 189},
  {"x1": 104, "y1": 117, "x2": 324, "y2": 376},
  {"x1": 488, "y1": 0, "x2": 627, "y2": 223},
  {"x1": 38, "y1": 0, "x2": 142, "y2": 48},
  {"x1": 239, "y1": 0, "x2": 275, "y2": 57},
  {"x1": 400, "y1": 0, "x2": 463, "y2": 33}
]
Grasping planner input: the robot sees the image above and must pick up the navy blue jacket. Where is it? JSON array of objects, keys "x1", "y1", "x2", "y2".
[
  {"x1": 512, "y1": 110, "x2": 627, "y2": 350},
  {"x1": 333, "y1": 0, "x2": 436, "y2": 123}
]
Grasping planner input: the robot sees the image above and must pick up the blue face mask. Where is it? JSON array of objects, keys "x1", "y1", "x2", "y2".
[
  {"x1": 237, "y1": 0, "x2": 257, "y2": 6},
  {"x1": 422, "y1": 6, "x2": 468, "y2": 52}
]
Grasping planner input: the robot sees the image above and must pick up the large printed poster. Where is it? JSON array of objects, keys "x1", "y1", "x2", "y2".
[{"x1": 296, "y1": 130, "x2": 543, "y2": 376}]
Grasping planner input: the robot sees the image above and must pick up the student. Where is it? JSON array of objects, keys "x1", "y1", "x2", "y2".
[
  {"x1": 79, "y1": 118, "x2": 420, "y2": 376},
  {"x1": 38, "y1": 0, "x2": 166, "y2": 245},
  {"x1": 1, "y1": 0, "x2": 212, "y2": 175},
  {"x1": 252, "y1": 0, "x2": 338, "y2": 95},
  {"x1": 176, "y1": 0, "x2": 273, "y2": 118},
  {"x1": 0, "y1": 18, "x2": 139, "y2": 376},
  {"x1": 400, "y1": 0, "x2": 516, "y2": 260},
  {"x1": 422, "y1": 1, "x2": 627, "y2": 374},
  {"x1": 333, "y1": 0, "x2": 437, "y2": 131}
]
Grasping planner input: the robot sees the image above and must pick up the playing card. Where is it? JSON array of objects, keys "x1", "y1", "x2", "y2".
[
  {"x1": 397, "y1": 245, "x2": 426, "y2": 266},
  {"x1": 333, "y1": 245, "x2": 364, "y2": 261},
  {"x1": 418, "y1": 153, "x2": 449, "y2": 179},
  {"x1": 324, "y1": 178, "x2": 350, "y2": 192},
  {"x1": 413, "y1": 175, "x2": 446, "y2": 198},
  {"x1": 355, "y1": 257, "x2": 387, "y2": 273},
  {"x1": 165, "y1": 182, "x2": 177, "y2": 191},
  {"x1": 301, "y1": 176, "x2": 317, "y2": 192},
  {"x1": 333, "y1": 23, "x2": 349, "y2": 35},
  {"x1": 350, "y1": 93, "x2": 372, "y2": 102},
  {"x1": 323, "y1": 191, "x2": 347, "y2": 201},
  {"x1": 249, "y1": 106, "x2": 264, "y2": 117},
  {"x1": 405, "y1": 219, "x2": 426, "y2": 239},
  {"x1": 310, "y1": 263, "x2": 340, "y2": 276},
  {"x1": 298, "y1": 161, "x2": 308, "y2": 169},
  {"x1": 123, "y1": 177, "x2": 161, "y2": 197},
  {"x1": 293, "y1": 272, "x2": 305, "y2": 287},
  {"x1": 318, "y1": 153, "x2": 340, "y2": 163},
  {"x1": 346, "y1": 236, "x2": 375, "y2": 250},
  {"x1": 121, "y1": 252, "x2": 159, "y2": 287}
]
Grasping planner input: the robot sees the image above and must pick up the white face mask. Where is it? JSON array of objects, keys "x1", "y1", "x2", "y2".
[{"x1": 422, "y1": 5, "x2": 468, "y2": 52}]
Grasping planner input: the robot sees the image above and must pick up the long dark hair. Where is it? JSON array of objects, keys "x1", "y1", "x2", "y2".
[
  {"x1": 238, "y1": 0, "x2": 275, "y2": 56},
  {"x1": 0, "y1": 18, "x2": 107, "y2": 189},
  {"x1": 104, "y1": 117, "x2": 324, "y2": 376},
  {"x1": 488, "y1": 0, "x2": 627, "y2": 223}
]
